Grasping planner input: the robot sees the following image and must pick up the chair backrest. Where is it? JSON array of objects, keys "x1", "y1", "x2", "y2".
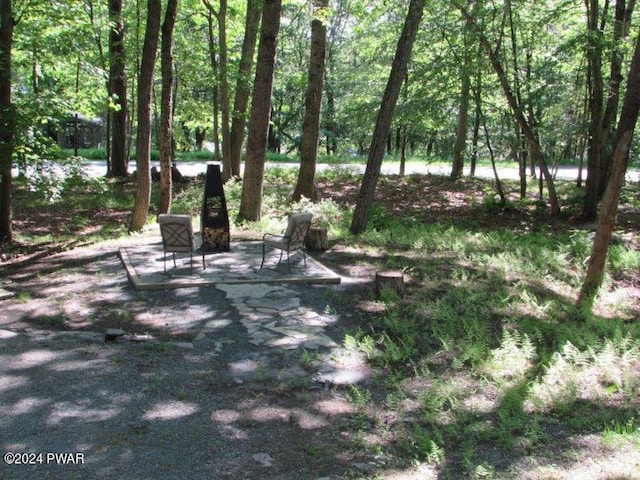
[
  {"x1": 158, "y1": 214, "x2": 194, "y2": 253},
  {"x1": 284, "y1": 212, "x2": 312, "y2": 249}
]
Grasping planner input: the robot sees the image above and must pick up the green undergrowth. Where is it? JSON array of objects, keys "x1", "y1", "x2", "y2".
[
  {"x1": 334, "y1": 207, "x2": 640, "y2": 478},
  {"x1": 9, "y1": 161, "x2": 640, "y2": 479}
]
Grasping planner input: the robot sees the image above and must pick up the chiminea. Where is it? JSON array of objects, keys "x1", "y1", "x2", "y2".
[{"x1": 201, "y1": 164, "x2": 230, "y2": 252}]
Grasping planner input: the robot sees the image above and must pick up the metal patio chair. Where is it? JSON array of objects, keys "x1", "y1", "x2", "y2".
[
  {"x1": 158, "y1": 214, "x2": 205, "y2": 274},
  {"x1": 261, "y1": 212, "x2": 313, "y2": 272}
]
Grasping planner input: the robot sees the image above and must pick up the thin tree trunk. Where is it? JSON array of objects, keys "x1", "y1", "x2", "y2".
[
  {"x1": 583, "y1": 0, "x2": 606, "y2": 220},
  {"x1": 482, "y1": 110, "x2": 506, "y2": 205},
  {"x1": 129, "y1": 0, "x2": 161, "y2": 232},
  {"x1": 229, "y1": 0, "x2": 262, "y2": 178},
  {"x1": 109, "y1": 0, "x2": 129, "y2": 178},
  {"x1": 218, "y1": 0, "x2": 231, "y2": 180},
  {"x1": 0, "y1": 0, "x2": 14, "y2": 242},
  {"x1": 399, "y1": 125, "x2": 407, "y2": 177},
  {"x1": 579, "y1": 26, "x2": 640, "y2": 310},
  {"x1": 158, "y1": 0, "x2": 178, "y2": 215},
  {"x1": 74, "y1": 60, "x2": 81, "y2": 156},
  {"x1": 600, "y1": 0, "x2": 635, "y2": 192},
  {"x1": 204, "y1": 0, "x2": 231, "y2": 180},
  {"x1": 451, "y1": 12, "x2": 473, "y2": 179},
  {"x1": 86, "y1": 0, "x2": 111, "y2": 174},
  {"x1": 470, "y1": 63, "x2": 482, "y2": 178},
  {"x1": 350, "y1": 0, "x2": 425, "y2": 234},
  {"x1": 459, "y1": 4, "x2": 560, "y2": 214},
  {"x1": 238, "y1": 0, "x2": 282, "y2": 222},
  {"x1": 293, "y1": 0, "x2": 328, "y2": 203},
  {"x1": 207, "y1": 11, "x2": 221, "y2": 161}
]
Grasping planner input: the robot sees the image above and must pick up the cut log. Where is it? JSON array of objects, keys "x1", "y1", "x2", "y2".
[
  {"x1": 375, "y1": 270, "x2": 405, "y2": 298},
  {"x1": 305, "y1": 227, "x2": 328, "y2": 251}
]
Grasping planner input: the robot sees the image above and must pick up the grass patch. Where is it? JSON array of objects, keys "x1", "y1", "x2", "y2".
[{"x1": 6, "y1": 161, "x2": 640, "y2": 479}]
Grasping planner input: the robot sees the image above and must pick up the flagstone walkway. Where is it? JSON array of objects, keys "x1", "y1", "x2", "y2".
[
  {"x1": 215, "y1": 283, "x2": 338, "y2": 350},
  {"x1": 120, "y1": 240, "x2": 350, "y2": 355}
]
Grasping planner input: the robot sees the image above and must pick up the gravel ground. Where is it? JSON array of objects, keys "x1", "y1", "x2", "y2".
[{"x1": 0, "y1": 242, "x2": 377, "y2": 480}]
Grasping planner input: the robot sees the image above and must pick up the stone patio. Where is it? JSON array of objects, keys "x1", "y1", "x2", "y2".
[{"x1": 120, "y1": 240, "x2": 341, "y2": 290}]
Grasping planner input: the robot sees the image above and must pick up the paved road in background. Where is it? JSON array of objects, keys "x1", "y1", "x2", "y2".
[
  {"x1": 104, "y1": 161, "x2": 640, "y2": 183},
  {"x1": 13, "y1": 160, "x2": 640, "y2": 182}
]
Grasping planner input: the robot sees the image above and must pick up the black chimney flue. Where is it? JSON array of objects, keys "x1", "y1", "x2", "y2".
[{"x1": 201, "y1": 164, "x2": 230, "y2": 252}]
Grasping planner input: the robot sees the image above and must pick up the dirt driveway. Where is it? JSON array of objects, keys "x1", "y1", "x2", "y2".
[{"x1": 0, "y1": 239, "x2": 405, "y2": 480}]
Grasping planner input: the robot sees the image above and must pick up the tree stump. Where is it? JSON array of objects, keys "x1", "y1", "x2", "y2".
[
  {"x1": 305, "y1": 227, "x2": 328, "y2": 251},
  {"x1": 375, "y1": 270, "x2": 405, "y2": 298}
]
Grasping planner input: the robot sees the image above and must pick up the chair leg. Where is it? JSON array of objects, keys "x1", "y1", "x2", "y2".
[
  {"x1": 302, "y1": 249, "x2": 307, "y2": 268},
  {"x1": 261, "y1": 244, "x2": 266, "y2": 268},
  {"x1": 163, "y1": 252, "x2": 167, "y2": 273},
  {"x1": 172, "y1": 252, "x2": 177, "y2": 269}
]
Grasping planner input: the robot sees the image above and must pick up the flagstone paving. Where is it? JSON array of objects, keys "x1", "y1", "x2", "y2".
[
  {"x1": 120, "y1": 241, "x2": 341, "y2": 290},
  {"x1": 119, "y1": 240, "x2": 348, "y2": 353},
  {"x1": 217, "y1": 283, "x2": 338, "y2": 350}
]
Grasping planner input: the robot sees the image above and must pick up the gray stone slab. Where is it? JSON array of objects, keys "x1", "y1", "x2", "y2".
[
  {"x1": 0, "y1": 288, "x2": 14, "y2": 300},
  {"x1": 120, "y1": 241, "x2": 341, "y2": 290}
]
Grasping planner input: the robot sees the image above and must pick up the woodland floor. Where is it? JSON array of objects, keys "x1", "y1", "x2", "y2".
[{"x1": 0, "y1": 173, "x2": 638, "y2": 479}]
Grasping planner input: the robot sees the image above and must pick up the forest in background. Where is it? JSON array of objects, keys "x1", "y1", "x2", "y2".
[
  {"x1": 1, "y1": 0, "x2": 640, "y2": 308},
  {"x1": 1, "y1": 2, "x2": 640, "y2": 476},
  {"x1": 4, "y1": 1, "x2": 639, "y2": 170}
]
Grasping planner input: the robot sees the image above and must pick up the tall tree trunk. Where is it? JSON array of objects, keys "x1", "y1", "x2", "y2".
[
  {"x1": 229, "y1": 0, "x2": 262, "y2": 178},
  {"x1": 470, "y1": 62, "x2": 482, "y2": 177},
  {"x1": 204, "y1": 0, "x2": 231, "y2": 180},
  {"x1": 451, "y1": 69, "x2": 470, "y2": 179},
  {"x1": 600, "y1": 0, "x2": 635, "y2": 193},
  {"x1": 323, "y1": 0, "x2": 349, "y2": 156},
  {"x1": 583, "y1": 0, "x2": 606, "y2": 220},
  {"x1": 108, "y1": 0, "x2": 129, "y2": 178},
  {"x1": 293, "y1": 0, "x2": 328, "y2": 203},
  {"x1": 86, "y1": 0, "x2": 111, "y2": 174},
  {"x1": 158, "y1": 0, "x2": 178, "y2": 215},
  {"x1": 0, "y1": 0, "x2": 14, "y2": 243},
  {"x1": 238, "y1": 0, "x2": 282, "y2": 222},
  {"x1": 578, "y1": 26, "x2": 640, "y2": 310},
  {"x1": 451, "y1": 12, "x2": 473, "y2": 179},
  {"x1": 324, "y1": 68, "x2": 337, "y2": 154},
  {"x1": 207, "y1": 11, "x2": 221, "y2": 161},
  {"x1": 129, "y1": 0, "x2": 161, "y2": 232},
  {"x1": 482, "y1": 109, "x2": 507, "y2": 206},
  {"x1": 350, "y1": 0, "x2": 425, "y2": 235},
  {"x1": 399, "y1": 125, "x2": 407, "y2": 177},
  {"x1": 459, "y1": 3, "x2": 560, "y2": 214}
]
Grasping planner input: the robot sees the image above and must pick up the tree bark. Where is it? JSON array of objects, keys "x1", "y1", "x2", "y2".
[
  {"x1": 206, "y1": 11, "x2": 221, "y2": 162},
  {"x1": 293, "y1": 0, "x2": 328, "y2": 203},
  {"x1": 158, "y1": 0, "x2": 178, "y2": 215},
  {"x1": 350, "y1": 0, "x2": 425, "y2": 234},
  {"x1": 451, "y1": 13, "x2": 473, "y2": 180},
  {"x1": 578, "y1": 26, "x2": 640, "y2": 310},
  {"x1": 583, "y1": 0, "x2": 606, "y2": 220},
  {"x1": 229, "y1": 0, "x2": 262, "y2": 178},
  {"x1": 0, "y1": 0, "x2": 14, "y2": 242},
  {"x1": 470, "y1": 60, "x2": 482, "y2": 177},
  {"x1": 459, "y1": 3, "x2": 560, "y2": 215},
  {"x1": 129, "y1": 0, "x2": 161, "y2": 232},
  {"x1": 108, "y1": 0, "x2": 129, "y2": 178},
  {"x1": 238, "y1": 0, "x2": 282, "y2": 222},
  {"x1": 305, "y1": 227, "x2": 328, "y2": 251},
  {"x1": 375, "y1": 271, "x2": 406, "y2": 298},
  {"x1": 600, "y1": 0, "x2": 635, "y2": 193},
  {"x1": 204, "y1": 0, "x2": 232, "y2": 180}
]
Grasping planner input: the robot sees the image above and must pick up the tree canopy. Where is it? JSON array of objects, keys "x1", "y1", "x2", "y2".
[{"x1": 1, "y1": 0, "x2": 639, "y2": 306}]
